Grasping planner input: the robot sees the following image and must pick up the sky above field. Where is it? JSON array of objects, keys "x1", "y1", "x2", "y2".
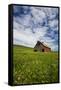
[{"x1": 13, "y1": 5, "x2": 59, "y2": 51}]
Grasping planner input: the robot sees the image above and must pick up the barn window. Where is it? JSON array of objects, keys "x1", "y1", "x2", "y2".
[
  {"x1": 42, "y1": 49, "x2": 44, "y2": 52},
  {"x1": 34, "y1": 49, "x2": 37, "y2": 52}
]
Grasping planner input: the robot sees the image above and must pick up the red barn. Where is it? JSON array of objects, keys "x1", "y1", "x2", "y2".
[{"x1": 34, "y1": 41, "x2": 51, "y2": 52}]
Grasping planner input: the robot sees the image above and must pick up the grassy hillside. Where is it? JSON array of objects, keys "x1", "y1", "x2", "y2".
[{"x1": 13, "y1": 45, "x2": 59, "y2": 85}]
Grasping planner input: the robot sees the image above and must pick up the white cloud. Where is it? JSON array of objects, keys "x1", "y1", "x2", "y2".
[
  {"x1": 13, "y1": 28, "x2": 36, "y2": 47},
  {"x1": 13, "y1": 17, "x2": 48, "y2": 48},
  {"x1": 48, "y1": 19, "x2": 58, "y2": 31},
  {"x1": 30, "y1": 7, "x2": 46, "y2": 25},
  {"x1": 13, "y1": 6, "x2": 58, "y2": 51}
]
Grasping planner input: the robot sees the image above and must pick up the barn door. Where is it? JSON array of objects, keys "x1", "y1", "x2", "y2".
[{"x1": 42, "y1": 49, "x2": 44, "y2": 52}]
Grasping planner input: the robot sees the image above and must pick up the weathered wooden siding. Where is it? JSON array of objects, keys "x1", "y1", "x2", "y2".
[{"x1": 34, "y1": 41, "x2": 51, "y2": 52}]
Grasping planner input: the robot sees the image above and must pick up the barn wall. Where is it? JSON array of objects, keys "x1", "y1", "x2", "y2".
[
  {"x1": 34, "y1": 43, "x2": 51, "y2": 52},
  {"x1": 44, "y1": 48, "x2": 51, "y2": 52}
]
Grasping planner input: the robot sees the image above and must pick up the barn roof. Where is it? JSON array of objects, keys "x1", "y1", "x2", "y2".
[
  {"x1": 42, "y1": 43, "x2": 50, "y2": 49},
  {"x1": 37, "y1": 41, "x2": 51, "y2": 49}
]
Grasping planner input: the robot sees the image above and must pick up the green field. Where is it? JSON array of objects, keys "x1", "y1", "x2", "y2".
[{"x1": 13, "y1": 45, "x2": 59, "y2": 85}]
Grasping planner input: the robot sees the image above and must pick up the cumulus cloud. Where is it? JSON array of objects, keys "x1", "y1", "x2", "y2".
[{"x1": 13, "y1": 5, "x2": 59, "y2": 51}]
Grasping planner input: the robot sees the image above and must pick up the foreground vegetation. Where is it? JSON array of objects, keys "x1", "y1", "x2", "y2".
[{"x1": 13, "y1": 45, "x2": 59, "y2": 85}]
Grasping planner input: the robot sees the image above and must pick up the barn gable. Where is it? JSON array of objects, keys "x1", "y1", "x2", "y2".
[{"x1": 34, "y1": 41, "x2": 51, "y2": 52}]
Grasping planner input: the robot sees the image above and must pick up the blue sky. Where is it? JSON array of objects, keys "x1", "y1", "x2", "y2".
[{"x1": 13, "y1": 5, "x2": 59, "y2": 51}]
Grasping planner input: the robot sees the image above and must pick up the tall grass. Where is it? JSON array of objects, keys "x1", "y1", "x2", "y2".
[{"x1": 13, "y1": 45, "x2": 59, "y2": 85}]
